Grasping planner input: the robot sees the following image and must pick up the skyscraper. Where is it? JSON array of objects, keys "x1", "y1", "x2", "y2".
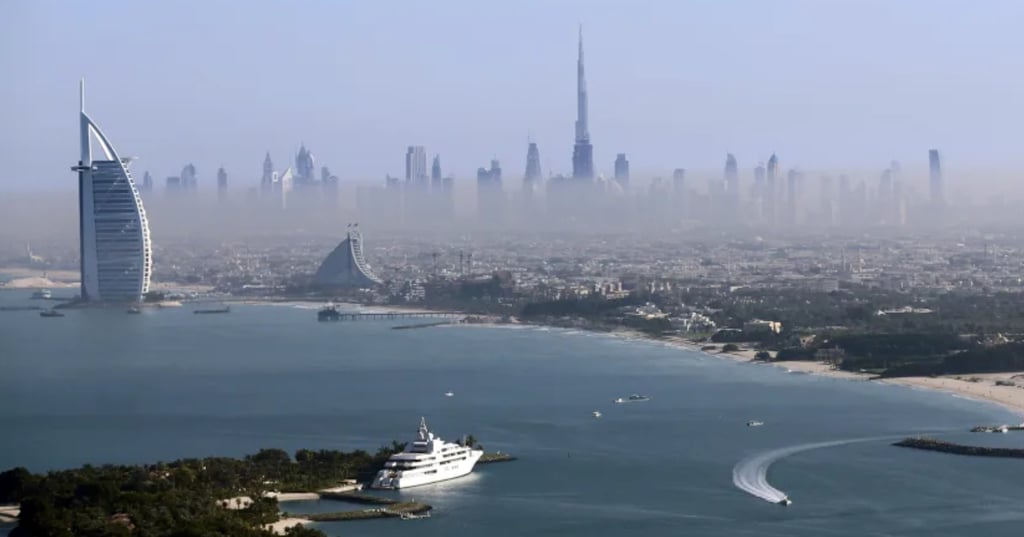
[
  {"x1": 431, "y1": 155, "x2": 442, "y2": 189},
  {"x1": 571, "y1": 26, "x2": 594, "y2": 181},
  {"x1": 295, "y1": 144, "x2": 316, "y2": 184},
  {"x1": 405, "y1": 146, "x2": 428, "y2": 185},
  {"x1": 181, "y1": 163, "x2": 197, "y2": 191},
  {"x1": 928, "y1": 149, "x2": 943, "y2": 206},
  {"x1": 477, "y1": 159, "x2": 504, "y2": 222},
  {"x1": 217, "y1": 166, "x2": 228, "y2": 202},
  {"x1": 141, "y1": 171, "x2": 153, "y2": 192},
  {"x1": 724, "y1": 153, "x2": 739, "y2": 212},
  {"x1": 261, "y1": 152, "x2": 274, "y2": 194},
  {"x1": 672, "y1": 168, "x2": 687, "y2": 218},
  {"x1": 70, "y1": 80, "x2": 152, "y2": 303},
  {"x1": 524, "y1": 142, "x2": 542, "y2": 189},
  {"x1": 613, "y1": 153, "x2": 629, "y2": 189},
  {"x1": 765, "y1": 154, "x2": 779, "y2": 225}
]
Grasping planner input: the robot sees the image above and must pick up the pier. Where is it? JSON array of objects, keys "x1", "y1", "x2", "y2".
[
  {"x1": 894, "y1": 437, "x2": 1024, "y2": 458},
  {"x1": 293, "y1": 492, "x2": 431, "y2": 522},
  {"x1": 320, "y1": 310, "x2": 464, "y2": 322}
]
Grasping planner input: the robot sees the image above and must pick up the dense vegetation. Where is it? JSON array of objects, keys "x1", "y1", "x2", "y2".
[
  {"x1": 0, "y1": 445, "x2": 403, "y2": 537},
  {"x1": 882, "y1": 342, "x2": 1024, "y2": 378}
]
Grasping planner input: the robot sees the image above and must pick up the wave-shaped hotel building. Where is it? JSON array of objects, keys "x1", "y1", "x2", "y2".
[
  {"x1": 71, "y1": 81, "x2": 152, "y2": 303},
  {"x1": 313, "y1": 225, "x2": 383, "y2": 288}
]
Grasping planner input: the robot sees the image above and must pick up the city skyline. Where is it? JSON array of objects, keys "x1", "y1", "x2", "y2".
[{"x1": 4, "y1": 0, "x2": 1024, "y2": 194}]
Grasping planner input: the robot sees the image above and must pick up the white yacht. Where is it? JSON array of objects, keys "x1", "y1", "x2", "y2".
[
  {"x1": 371, "y1": 418, "x2": 483, "y2": 490},
  {"x1": 592, "y1": 411, "x2": 602, "y2": 418}
]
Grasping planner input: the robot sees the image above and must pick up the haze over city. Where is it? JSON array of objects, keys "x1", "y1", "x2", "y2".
[{"x1": 3, "y1": 0, "x2": 1024, "y2": 198}]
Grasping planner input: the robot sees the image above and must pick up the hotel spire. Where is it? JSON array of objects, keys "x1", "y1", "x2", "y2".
[
  {"x1": 571, "y1": 25, "x2": 594, "y2": 180},
  {"x1": 575, "y1": 25, "x2": 589, "y2": 144}
]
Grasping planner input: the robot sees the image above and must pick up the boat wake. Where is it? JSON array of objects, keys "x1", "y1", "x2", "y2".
[{"x1": 732, "y1": 436, "x2": 899, "y2": 504}]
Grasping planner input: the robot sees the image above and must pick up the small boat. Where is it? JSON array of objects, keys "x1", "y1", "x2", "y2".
[
  {"x1": 747, "y1": 420, "x2": 764, "y2": 427},
  {"x1": 613, "y1": 394, "x2": 651, "y2": 403},
  {"x1": 444, "y1": 391, "x2": 455, "y2": 397},
  {"x1": 998, "y1": 425, "x2": 1009, "y2": 434},
  {"x1": 400, "y1": 511, "x2": 431, "y2": 520},
  {"x1": 31, "y1": 289, "x2": 52, "y2": 300},
  {"x1": 592, "y1": 411, "x2": 602, "y2": 418},
  {"x1": 778, "y1": 497, "x2": 792, "y2": 506},
  {"x1": 126, "y1": 306, "x2": 142, "y2": 314},
  {"x1": 39, "y1": 309, "x2": 64, "y2": 318}
]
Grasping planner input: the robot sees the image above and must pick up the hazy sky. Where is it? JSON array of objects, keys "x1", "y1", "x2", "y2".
[{"x1": 2, "y1": 0, "x2": 1023, "y2": 193}]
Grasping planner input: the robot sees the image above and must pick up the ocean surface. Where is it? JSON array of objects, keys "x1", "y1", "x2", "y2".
[{"x1": 1, "y1": 289, "x2": 1023, "y2": 536}]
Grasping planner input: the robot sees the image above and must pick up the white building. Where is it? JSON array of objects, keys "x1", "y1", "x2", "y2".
[{"x1": 71, "y1": 80, "x2": 152, "y2": 302}]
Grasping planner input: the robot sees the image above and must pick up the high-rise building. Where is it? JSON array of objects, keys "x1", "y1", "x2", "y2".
[
  {"x1": 477, "y1": 159, "x2": 504, "y2": 221},
  {"x1": 431, "y1": 155, "x2": 442, "y2": 189},
  {"x1": 524, "y1": 143, "x2": 542, "y2": 191},
  {"x1": 217, "y1": 166, "x2": 228, "y2": 202},
  {"x1": 928, "y1": 149, "x2": 943, "y2": 206},
  {"x1": 181, "y1": 163, "x2": 197, "y2": 191},
  {"x1": 571, "y1": 26, "x2": 594, "y2": 181},
  {"x1": 724, "y1": 154, "x2": 738, "y2": 195},
  {"x1": 405, "y1": 146, "x2": 428, "y2": 185},
  {"x1": 724, "y1": 154, "x2": 739, "y2": 214},
  {"x1": 764, "y1": 154, "x2": 779, "y2": 225},
  {"x1": 672, "y1": 168, "x2": 687, "y2": 218},
  {"x1": 295, "y1": 144, "x2": 316, "y2": 184},
  {"x1": 70, "y1": 80, "x2": 152, "y2": 303},
  {"x1": 141, "y1": 171, "x2": 153, "y2": 192},
  {"x1": 261, "y1": 152, "x2": 275, "y2": 195},
  {"x1": 613, "y1": 153, "x2": 629, "y2": 189}
]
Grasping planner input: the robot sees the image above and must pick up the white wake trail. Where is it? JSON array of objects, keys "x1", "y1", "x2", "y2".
[{"x1": 732, "y1": 436, "x2": 899, "y2": 504}]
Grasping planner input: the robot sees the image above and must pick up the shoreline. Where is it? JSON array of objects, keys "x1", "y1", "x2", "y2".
[{"x1": 453, "y1": 319, "x2": 1024, "y2": 418}]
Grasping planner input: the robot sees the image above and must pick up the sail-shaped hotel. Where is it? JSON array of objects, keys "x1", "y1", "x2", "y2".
[{"x1": 71, "y1": 81, "x2": 152, "y2": 303}]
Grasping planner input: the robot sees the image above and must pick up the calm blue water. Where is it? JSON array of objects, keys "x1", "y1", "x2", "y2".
[{"x1": 1, "y1": 288, "x2": 1023, "y2": 536}]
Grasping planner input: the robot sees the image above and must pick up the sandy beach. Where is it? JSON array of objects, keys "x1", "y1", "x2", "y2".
[
  {"x1": 0, "y1": 268, "x2": 79, "y2": 289},
  {"x1": 264, "y1": 517, "x2": 313, "y2": 535},
  {"x1": 881, "y1": 374, "x2": 1024, "y2": 418},
  {"x1": 587, "y1": 329, "x2": 1024, "y2": 417}
]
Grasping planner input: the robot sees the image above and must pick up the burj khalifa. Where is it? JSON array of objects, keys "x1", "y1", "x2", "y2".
[{"x1": 571, "y1": 26, "x2": 594, "y2": 181}]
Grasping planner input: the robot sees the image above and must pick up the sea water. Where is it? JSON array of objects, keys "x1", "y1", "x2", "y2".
[{"x1": 1, "y1": 289, "x2": 1022, "y2": 536}]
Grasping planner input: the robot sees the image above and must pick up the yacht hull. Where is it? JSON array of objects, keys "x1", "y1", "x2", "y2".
[{"x1": 371, "y1": 450, "x2": 482, "y2": 489}]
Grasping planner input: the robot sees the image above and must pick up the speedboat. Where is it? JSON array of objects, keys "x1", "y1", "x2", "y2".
[
  {"x1": 39, "y1": 309, "x2": 64, "y2": 318},
  {"x1": 998, "y1": 425, "x2": 1009, "y2": 433},
  {"x1": 126, "y1": 306, "x2": 142, "y2": 314},
  {"x1": 371, "y1": 418, "x2": 482, "y2": 489},
  {"x1": 31, "y1": 289, "x2": 52, "y2": 300},
  {"x1": 778, "y1": 497, "x2": 792, "y2": 506},
  {"x1": 747, "y1": 420, "x2": 764, "y2": 427},
  {"x1": 444, "y1": 391, "x2": 454, "y2": 397},
  {"x1": 613, "y1": 394, "x2": 651, "y2": 403},
  {"x1": 592, "y1": 411, "x2": 602, "y2": 418}
]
